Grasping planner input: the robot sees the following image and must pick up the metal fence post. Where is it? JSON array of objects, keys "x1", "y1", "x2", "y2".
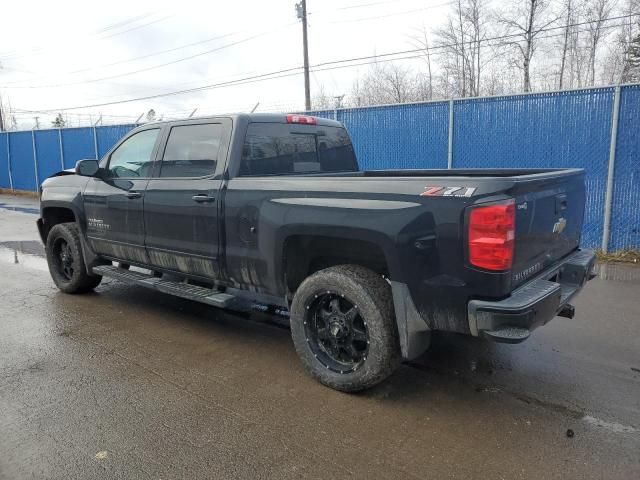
[
  {"x1": 93, "y1": 126, "x2": 99, "y2": 159},
  {"x1": 31, "y1": 129, "x2": 39, "y2": 189},
  {"x1": 447, "y1": 99, "x2": 454, "y2": 169},
  {"x1": 58, "y1": 128, "x2": 65, "y2": 170},
  {"x1": 602, "y1": 85, "x2": 621, "y2": 253},
  {"x1": 5, "y1": 132, "x2": 13, "y2": 192},
  {"x1": 333, "y1": 109, "x2": 338, "y2": 121}
]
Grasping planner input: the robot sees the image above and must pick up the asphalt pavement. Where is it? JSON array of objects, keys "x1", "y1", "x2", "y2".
[{"x1": 0, "y1": 193, "x2": 638, "y2": 479}]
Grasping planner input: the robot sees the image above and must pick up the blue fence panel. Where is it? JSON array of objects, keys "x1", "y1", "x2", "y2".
[
  {"x1": 0, "y1": 133, "x2": 10, "y2": 189},
  {"x1": 95, "y1": 124, "x2": 137, "y2": 158},
  {"x1": 610, "y1": 85, "x2": 640, "y2": 251},
  {"x1": 1, "y1": 85, "x2": 639, "y2": 251},
  {"x1": 305, "y1": 110, "x2": 334, "y2": 120},
  {"x1": 8, "y1": 131, "x2": 37, "y2": 191},
  {"x1": 339, "y1": 102, "x2": 449, "y2": 170},
  {"x1": 35, "y1": 129, "x2": 63, "y2": 183},
  {"x1": 453, "y1": 89, "x2": 614, "y2": 248},
  {"x1": 61, "y1": 127, "x2": 96, "y2": 169}
]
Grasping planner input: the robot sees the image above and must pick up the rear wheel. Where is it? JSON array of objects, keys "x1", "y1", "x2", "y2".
[
  {"x1": 290, "y1": 265, "x2": 400, "y2": 392},
  {"x1": 46, "y1": 222, "x2": 102, "y2": 294}
]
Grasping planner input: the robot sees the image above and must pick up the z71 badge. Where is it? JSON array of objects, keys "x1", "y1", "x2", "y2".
[{"x1": 420, "y1": 186, "x2": 476, "y2": 197}]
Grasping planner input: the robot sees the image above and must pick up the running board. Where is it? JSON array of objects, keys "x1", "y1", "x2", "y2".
[{"x1": 92, "y1": 265, "x2": 237, "y2": 309}]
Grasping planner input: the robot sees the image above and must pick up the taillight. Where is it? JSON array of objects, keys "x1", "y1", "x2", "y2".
[
  {"x1": 468, "y1": 199, "x2": 515, "y2": 271},
  {"x1": 286, "y1": 114, "x2": 317, "y2": 125}
]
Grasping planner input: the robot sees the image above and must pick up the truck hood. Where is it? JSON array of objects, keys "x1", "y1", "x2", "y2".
[{"x1": 49, "y1": 168, "x2": 76, "y2": 177}]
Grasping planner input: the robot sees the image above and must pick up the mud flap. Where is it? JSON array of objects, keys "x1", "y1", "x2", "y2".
[{"x1": 390, "y1": 281, "x2": 431, "y2": 360}]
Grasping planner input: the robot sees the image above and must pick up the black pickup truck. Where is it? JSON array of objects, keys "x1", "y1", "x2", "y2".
[{"x1": 38, "y1": 113, "x2": 596, "y2": 392}]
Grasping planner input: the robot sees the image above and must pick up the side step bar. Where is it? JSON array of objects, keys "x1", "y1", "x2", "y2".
[{"x1": 93, "y1": 265, "x2": 237, "y2": 309}]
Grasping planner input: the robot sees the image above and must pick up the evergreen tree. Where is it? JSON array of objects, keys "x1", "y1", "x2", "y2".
[
  {"x1": 51, "y1": 113, "x2": 66, "y2": 128},
  {"x1": 628, "y1": 33, "x2": 640, "y2": 82}
]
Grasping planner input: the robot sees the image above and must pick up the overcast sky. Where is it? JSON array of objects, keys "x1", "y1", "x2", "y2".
[{"x1": 0, "y1": 0, "x2": 456, "y2": 127}]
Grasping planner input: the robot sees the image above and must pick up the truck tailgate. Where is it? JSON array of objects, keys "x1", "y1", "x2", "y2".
[{"x1": 510, "y1": 171, "x2": 586, "y2": 287}]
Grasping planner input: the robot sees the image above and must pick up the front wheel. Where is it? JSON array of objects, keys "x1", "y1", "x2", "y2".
[
  {"x1": 290, "y1": 265, "x2": 401, "y2": 392},
  {"x1": 46, "y1": 222, "x2": 102, "y2": 294}
]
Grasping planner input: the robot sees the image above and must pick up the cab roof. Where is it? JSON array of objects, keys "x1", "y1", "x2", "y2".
[{"x1": 144, "y1": 112, "x2": 344, "y2": 128}]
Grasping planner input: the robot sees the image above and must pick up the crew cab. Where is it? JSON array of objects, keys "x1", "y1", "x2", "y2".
[{"x1": 37, "y1": 113, "x2": 596, "y2": 391}]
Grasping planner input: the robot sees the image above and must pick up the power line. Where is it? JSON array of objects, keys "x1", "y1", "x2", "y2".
[
  {"x1": 65, "y1": 31, "x2": 242, "y2": 75},
  {"x1": 16, "y1": 12, "x2": 640, "y2": 113},
  {"x1": 0, "y1": 11, "x2": 174, "y2": 61},
  {"x1": 2, "y1": 20, "x2": 294, "y2": 87},
  {"x1": 1, "y1": 23, "x2": 297, "y2": 89},
  {"x1": 314, "y1": 0, "x2": 444, "y2": 13},
  {"x1": 311, "y1": 12, "x2": 640, "y2": 70},
  {"x1": 17, "y1": 66, "x2": 305, "y2": 112},
  {"x1": 325, "y1": 1, "x2": 455, "y2": 24}
]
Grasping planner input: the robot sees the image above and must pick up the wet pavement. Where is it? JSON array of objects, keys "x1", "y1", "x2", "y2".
[{"x1": 0, "y1": 194, "x2": 639, "y2": 479}]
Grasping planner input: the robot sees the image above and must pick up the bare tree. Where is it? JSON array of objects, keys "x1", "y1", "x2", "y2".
[
  {"x1": 311, "y1": 84, "x2": 335, "y2": 110},
  {"x1": 466, "y1": 0, "x2": 486, "y2": 96},
  {"x1": 585, "y1": 0, "x2": 616, "y2": 85},
  {"x1": 352, "y1": 63, "x2": 419, "y2": 106},
  {"x1": 498, "y1": 0, "x2": 559, "y2": 92},
  {"x1": 608, "y1": 0, "x2": 640, "y2": 83},
  {"x1": 434, "y1": 0, "x2": 489, "y2": 97},
  {"x1": 378, "y1": 63, "x2": 416, "y2": 103},
  {"x1": 410, "y1": 26, "x2": 434, "y2": 100},
  {"x1": 343, "y1": 0, "x2": 634, "y2": 107},
  {"x1": 558, "y1": 0, "x2": 576, "y2": 88}
]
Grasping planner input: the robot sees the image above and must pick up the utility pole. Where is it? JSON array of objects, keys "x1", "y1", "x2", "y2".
[{"x1": 296, "y1": 0, "x2": 311, "y2": 111}]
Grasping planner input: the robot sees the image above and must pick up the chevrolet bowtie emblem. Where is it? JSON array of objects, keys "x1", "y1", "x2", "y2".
[{"x1": 553, "y1": 217, "x2": 567, "y2": 234}]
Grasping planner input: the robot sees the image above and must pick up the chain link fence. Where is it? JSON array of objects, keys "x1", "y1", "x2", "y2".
[{"x1": 1, "y1": 84, "x2": 639, "y2": 251}]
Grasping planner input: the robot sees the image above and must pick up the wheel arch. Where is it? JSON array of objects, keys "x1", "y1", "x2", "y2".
[
  {"x1": 278, "y1": 227, "x2": 402, "y2": 299},
  {"x1": 40, "y1": 205, "x2": 79, "y2": 243}
]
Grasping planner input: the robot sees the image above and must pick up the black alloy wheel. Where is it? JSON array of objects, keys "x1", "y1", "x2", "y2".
[
  {"x1": 53, "y1": 237, "x2": 75, "y2": 281},
  {"x1": 45, "y1": 222, "x2": 102, "y2": 294},
  {"x1": 304, "y1": 292, "x2": 369, "y2": 373}
]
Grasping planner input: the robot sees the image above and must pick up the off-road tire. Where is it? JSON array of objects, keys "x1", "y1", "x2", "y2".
[
  {"x1": 46, "y1": 222, "x2": 102, "y2": 294},
  {"x1": 290, "y1": 265, "x2": 401, "y2": 392}
]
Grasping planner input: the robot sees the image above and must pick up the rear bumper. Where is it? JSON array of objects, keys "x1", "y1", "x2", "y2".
[{"x1": 468, "y1": 249, "x2": 596, "y2": 343}]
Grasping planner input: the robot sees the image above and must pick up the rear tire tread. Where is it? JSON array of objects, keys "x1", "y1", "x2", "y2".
[{"x1": 290, "y1": 264, "x2": 400, "y2": 392}]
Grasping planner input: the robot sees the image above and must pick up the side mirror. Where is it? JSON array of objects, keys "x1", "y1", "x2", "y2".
[{"x1": 75, "y1": 159, "x2": 100, "y2": 177}]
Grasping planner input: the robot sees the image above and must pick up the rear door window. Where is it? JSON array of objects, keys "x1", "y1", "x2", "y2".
[
  {"x1": 240, "y1": 123, "x2": 358, "y2": 176},
  {"x1": 159, "y1": 124, "x2": 223, "y2": 178}
]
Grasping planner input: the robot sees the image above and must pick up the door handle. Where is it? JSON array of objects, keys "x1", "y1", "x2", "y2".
[
  {"x1": 126, "y1": 191, "x2": 142, "y2": 199},
  {"x1": 192, "y1": 194, "x2": 216, "y2": 203}
]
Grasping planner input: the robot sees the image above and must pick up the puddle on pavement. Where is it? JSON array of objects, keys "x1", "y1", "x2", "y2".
[
  {"x1": 0, "y1": 241, "x2": 48, "y2": 272},
  {"x1": 594, "y1": 262, "x2": 640, "y2": 283},
  {"x1": 0, "y1": 202, "x2": 39, "y2": 215}
]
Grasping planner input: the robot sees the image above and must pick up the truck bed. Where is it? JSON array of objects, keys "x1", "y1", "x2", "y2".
[{"x1": 296, "y1": 168, "x2": 582, "y2": 179}]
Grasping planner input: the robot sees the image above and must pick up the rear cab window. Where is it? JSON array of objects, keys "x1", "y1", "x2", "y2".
[{"x1": 240, "y1": 123, "x2": 358, "y2": 176}]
